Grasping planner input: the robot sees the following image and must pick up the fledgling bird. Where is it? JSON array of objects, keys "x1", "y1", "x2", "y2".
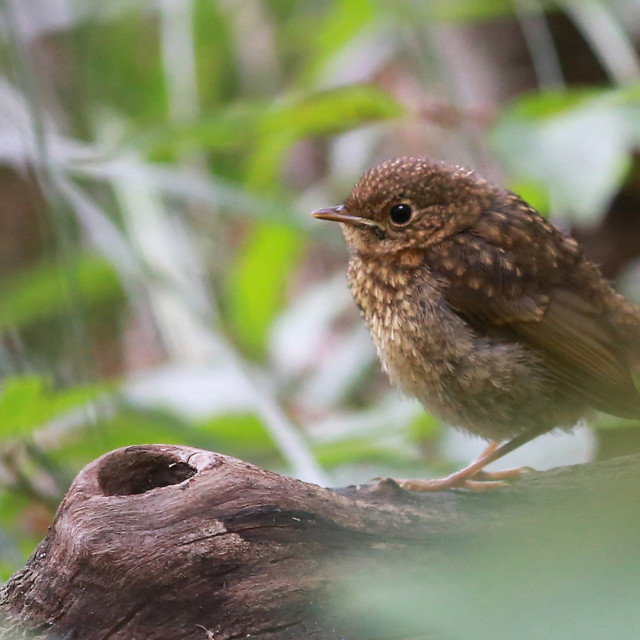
[{"x1": 313, "y1": 157, "x2": 640, "y2": 490}]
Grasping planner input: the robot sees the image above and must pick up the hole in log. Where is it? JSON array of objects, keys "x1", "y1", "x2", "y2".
[{"x1": 98, "y1": 448, "x2": 197, "y2": 496}]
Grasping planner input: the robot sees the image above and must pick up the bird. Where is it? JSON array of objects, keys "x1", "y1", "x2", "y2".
[{"x1": 312, "y1": 156, "x2": 640, "y2": 490}]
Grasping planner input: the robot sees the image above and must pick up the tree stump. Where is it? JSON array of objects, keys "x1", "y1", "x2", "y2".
[{"x1": 2, "y1": 444, "x2": 640, "y2": 639}]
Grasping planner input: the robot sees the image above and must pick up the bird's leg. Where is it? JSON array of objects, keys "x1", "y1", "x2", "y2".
[
  {"x1": 392, "y1": 431, "x2": 539, "y2": 492},
  {"x1": 473, "y1": 439, "x2": 500, "y2": 462},
  {"x1": 469, "y1": 440, "x2": 533, "y2": 481}
]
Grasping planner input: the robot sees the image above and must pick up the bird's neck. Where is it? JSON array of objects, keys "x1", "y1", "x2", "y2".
[{"x1": 347, "y1": 250, "x2": 423, "y2": 301}]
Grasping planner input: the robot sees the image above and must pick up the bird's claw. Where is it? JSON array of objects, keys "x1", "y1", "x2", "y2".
[{"x1": 388, "y1": 476, "x2": 509, "y2": 492}]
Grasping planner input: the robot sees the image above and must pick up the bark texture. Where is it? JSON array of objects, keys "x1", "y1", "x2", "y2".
[{"x1": 1, "y1": 444, "x2": 640, "y2": 640}]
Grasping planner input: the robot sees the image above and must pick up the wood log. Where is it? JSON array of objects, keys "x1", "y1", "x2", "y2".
[{"x1": 2, "y1": 444, "x2": 640, "y2": 639}]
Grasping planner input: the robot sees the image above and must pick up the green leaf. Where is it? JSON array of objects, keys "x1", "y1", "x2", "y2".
[
  {"x1": 50, "y1": 408, "x2": 281, "y2": 473},
  {"x1": 137, "y1": 102, "x2": 264, "y2": 158},
  {"x1": 73, "y1": 6, "x2": 166, "y2": 124},
  {"x1": 406, "y1": 412, "x2": 441, "y2": 443},
  {"x1": 247, "y1": 85, "x2": 402, "y2": 190},
  {"x1": 226, "y1": 223, "x2": 303, "y2": 357},
  {"x1": 0, "y1": 492, "x2": 42, "y2": 579},
  {"x1": 193, "y1": 0, "x2": 237, "y2": 106},
  {"x1": 48, "y1": 405, "x2": 196, "y2": 473},
  {"x1": 139, "y1": 85, "x2": 402, "y2": 172},
  {"x1": 403, "y1": 0, "x2": 556, "y2": 23},
  {"x1": 261, "y1": 85, "x2": 402, "y2": 139},
  {"x1": 491, "y1": 84, "x2": 640, "y2": 223},
  {"x1": 301, "y1": 0, "x2": 374, "y2": 84},
  {"x1": 0, "y1": 558, "x2": 16, "y2": 582},
  {"x1": 500, "y1": 88, "x2": 600, "y2": 121},
  {"x1": 196, "y1": 413, "x2": 278, "y2": 459},
  {"x1": 0, "y1": 255, "x2": 123, "y2": 331},
  {"x1": 0, "y1": 376, "x2": 108, "y2": 439},
  {"x1": 315, "y1": 437, "x2": 415, "y2": 469},
  {"x1": 505, "y1": 179, "x2": 551, "y2": 217}
]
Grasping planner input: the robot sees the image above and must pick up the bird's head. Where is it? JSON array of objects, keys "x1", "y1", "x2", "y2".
[{"x1": 312, "y1": 157, "x2": 499, "y2": 255}]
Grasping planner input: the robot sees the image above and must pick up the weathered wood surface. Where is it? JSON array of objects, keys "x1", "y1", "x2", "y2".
[{"x1": 1, "y1": 444, "x2": 640, "y2": 640}]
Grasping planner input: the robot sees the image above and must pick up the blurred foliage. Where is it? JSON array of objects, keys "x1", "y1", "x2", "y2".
[
  {"x1": 142, "y1": 85, "x2": 402, "y2": 162},
  {"x1": 226, "y1": 222, "x2": 302, "y2": 356},
  {"x1": 0, "y1": 376, "x2": 105, "y2": 439},
  {"x1": 0, "y1": 0, "x2": 639, "y2": 606},
  {"x1": 492, "y1": 83, "x2": 640, "y2": 222},
  {"x1": 330, "y1": 476, "x2": 640, "y2": 639},
  {"x1": 0, "y1": 255, "x2": 123, "y2": 331}
]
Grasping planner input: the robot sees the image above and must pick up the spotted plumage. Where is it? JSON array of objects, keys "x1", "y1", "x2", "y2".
[{"x1": 313, "y1": 156, "x2": 640, "y2": 451}]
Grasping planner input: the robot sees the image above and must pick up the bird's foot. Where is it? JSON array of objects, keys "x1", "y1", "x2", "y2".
[
  {"x1": 379, "y1": 436, "x2": 539, "y2": 492},
  {"x1": 390, "y1": 475, "x2": 509, "y2": 492},
  {"x1": 472, "y1": 466, "x2": 534, "y2": 481},
  {"x1": 387, "y1": 465, "x2": 534, "y2": 492}
]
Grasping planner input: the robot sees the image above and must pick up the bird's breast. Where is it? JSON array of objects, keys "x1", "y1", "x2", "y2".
[
  {"x1": 345, "y1": 253, "x2": 568, "y2": 438},
  {"x1": 347, "y1": 254, "x2": 472, "y2": 397}
]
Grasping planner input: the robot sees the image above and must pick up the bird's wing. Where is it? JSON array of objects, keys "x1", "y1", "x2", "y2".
[
  {"x1": 515, "y1": 290, "x2": 640, "y2": 418},
  {"x1": 428, "y1": 223, "x2": 640, "y2": 419}
]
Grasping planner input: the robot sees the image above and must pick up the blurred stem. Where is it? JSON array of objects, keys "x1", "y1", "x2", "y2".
[
  {"x1": 1, "y1": 446, "x2": 59, "y2": 512},
  {"x1": 24, "y1": 441, "x2": 71, "y2": 497},
  {"x1": 114, "y1": 170, "x2": 327, "y2": 486},
  {"x1": 513, "y1": 0, "x2": 565, "y2": 88},
  {"x1": 563, "y1": 0, "x2": 640, "y2": 85},
  {"x1": 2, "y1": 1, "x2": 95, "y2": 385},
  {"x1": 158, "y1": 0, "x2": 200, "y2": 123},
  {"x1": 215, "y1": 337, "x2": 329, "y2": 486},
  {"x1": 220, "y1": 0, "x2": 281, "y2": 94},
  {"x1": 147, "y1": 2, "x2": 324, "y2": 483},
  {"x1": 114, "y1": 163, "x2": 218, "y2": 362}
]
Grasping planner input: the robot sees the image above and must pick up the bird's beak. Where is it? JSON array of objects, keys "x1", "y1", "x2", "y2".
[{"x1": 312, "y1": 205, "x2": 381, "y2": 229}]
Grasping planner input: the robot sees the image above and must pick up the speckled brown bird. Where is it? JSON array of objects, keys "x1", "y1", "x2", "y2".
[{"x1": 313, "y1": 156, "x2": 640, "y2": 490}]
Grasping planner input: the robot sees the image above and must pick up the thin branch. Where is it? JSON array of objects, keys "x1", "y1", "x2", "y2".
[
  {"x1": 514, "y1": 0, "x2": 565, "y2": 88},
  {"x1": 563, "y1": 0, "x2": 640, "y2": 85}
]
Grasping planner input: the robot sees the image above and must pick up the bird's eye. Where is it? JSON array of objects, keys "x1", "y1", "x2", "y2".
[{"x1": 389, "y1": 203, "x2": 413, "y2": 225}]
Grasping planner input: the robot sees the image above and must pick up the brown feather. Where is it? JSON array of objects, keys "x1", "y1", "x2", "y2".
[{"x1": 429, "y1": 205, "x2": 640, "y2": 420}]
